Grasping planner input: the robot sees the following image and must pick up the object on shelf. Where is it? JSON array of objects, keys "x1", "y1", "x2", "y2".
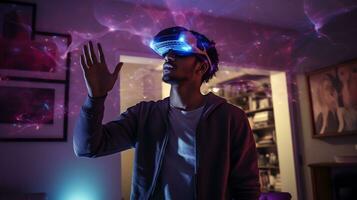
[
  {"x1": 269, "y1": 174, "x2": 276, "y2": 188},
  {"x1": 258, "y1": 153, "x2": 277, "y2": 166},
  {"x1": 257, "y1": 130, "x2": 277, "y2": 142},
  {"x1": 259, "y1": 97, "x2": 272, "y2": 109},
  {"x1": 249, "y1": 95, "x2": 258, "y2": 110},
  {"x1": 253, "y1": 111, "x2": 274, "y2": 128},
  {"x1": 228, "y1": 96, "x2": 249, "y2": 110},
  {"x1": 269, "y1": 152, "x2": 279, "y2": 165},
  {"x1": 273, "y1": 174, "x2": 282, "y2": 191},
  {"x1": 258, "y1": 154, "x2": 269, "y2": 166},
  {"x1": 253, "y1": 125, "x2": 275, "y2": 131},
  {"x1": 257, "y1": 134, "x2": 274, "y2": 145},
  {"x1": 246, "y1": 106, "x2": 274, "y2": 115},
  {"x1": 249, "y1": 96, "x2": 272, "y2": 111},
  {"x1": 259, "y1": 170, "x2": 270, "y2": 191},
  {"x1": 269, "y1": 152, "x2": 278, "y2": 165}
]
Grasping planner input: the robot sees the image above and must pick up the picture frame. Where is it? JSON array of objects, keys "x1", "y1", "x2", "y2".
[
  {"x1": 0, "y1": 31, "x2": 71, "y2": 82},
  {"x1": 0, "y1": 78, "x2": 69, "y2": 141},
  {"x1": 307, "y1": 59, "x2": 357, "y2": 138},
  {"x1": 0, "y1": 1, "x2": 37, "y2": 40}
]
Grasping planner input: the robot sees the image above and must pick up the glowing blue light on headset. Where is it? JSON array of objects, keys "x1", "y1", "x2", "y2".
[{"x1": 150, "y1": 31, "x2": 213, "y2": 71}]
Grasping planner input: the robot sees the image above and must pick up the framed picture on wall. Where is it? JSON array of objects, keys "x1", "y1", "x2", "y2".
[
  {"x1": 307, "y1": 59, "x2": 357, "y2": 138},
  {"x1": 0, "y1": 31, "x2": 71, "y2": 81},
  {"x1": 0, "y1": 1, "x2": 36, "y2": 40},
  {"x1": 0, "y1": 78, "x2": 69, "y2": 141}
]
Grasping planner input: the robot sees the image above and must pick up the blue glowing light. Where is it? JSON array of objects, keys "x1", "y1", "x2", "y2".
[
  {"x1": 181, "y1": 46, "x2": 192, "y2": 51},
  {"x1": 149, "y1": 40, "x2": 154, "y2": 49},
  {"x1": 178, "y1": 35, "x2": 185, "y2": 42},
  {"x1": 150, "y1": 34, "x2": 194, "y2": 56},
  {"x1": 54, "y1": 167, "x2": 105, "y2": 200},
  {"x1": 66, "y1": 192, "x2": 95, "y2": 200}
]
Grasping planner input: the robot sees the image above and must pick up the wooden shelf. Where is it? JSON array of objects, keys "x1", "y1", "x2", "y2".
[
  {"x1": 261, "y1": 187, "x2": 282, "y2": 192},
  {"x1": 309, "y1": 162, "x2": 357, "y2": 200},
  {"x1": 245, "y1": 106, "x2": 273, "y2": 115},
  {"x1": 214, "y1": 79, "x2": 284, "y2": 195},
  {"x1": 252, "y1": 125, "x2": 275, "y2": 131},
  {"x1": 259, "y1": 165, "x2": 280, "y2": 169},
  {"x1": 256, "y1": 143, "x2": 276, "y2": 148}
]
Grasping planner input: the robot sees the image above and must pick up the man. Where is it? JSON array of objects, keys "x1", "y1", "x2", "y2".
[{"x1": 74, "y1": 26, "x2": 260, "y2": 200}]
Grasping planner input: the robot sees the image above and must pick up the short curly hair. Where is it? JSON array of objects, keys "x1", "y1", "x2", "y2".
[
  {"x1": 189, "y1": 30, "x2": 219, "y2": 83},
  {"x1": 154, "y1": 26, "x2": 219, "y2": 83}
]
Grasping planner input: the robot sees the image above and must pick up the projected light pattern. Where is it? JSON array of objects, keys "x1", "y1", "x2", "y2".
[
  {"x1": 1, "y1": 0, "x2": 356, "y2": 135},
  {"x1": 303, "y1": 0, "x2": 357, "y2": 34}
]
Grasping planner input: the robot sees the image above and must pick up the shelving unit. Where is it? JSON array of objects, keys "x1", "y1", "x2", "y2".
[{"x1": 208, "y1": 75, "x2": 282, "y2": 192}]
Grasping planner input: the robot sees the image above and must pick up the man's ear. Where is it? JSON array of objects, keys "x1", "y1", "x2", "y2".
[{"x1": 199, "y1": 62, "x2": 208, "y2": 75}]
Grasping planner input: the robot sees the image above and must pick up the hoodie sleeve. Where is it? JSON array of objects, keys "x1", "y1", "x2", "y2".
[
  {"x1": 229, "y1": 112, "x2": 261, "y2": 200},
  {"x1": 73, "y1": 94, "x2": 139, "y2": 158}
]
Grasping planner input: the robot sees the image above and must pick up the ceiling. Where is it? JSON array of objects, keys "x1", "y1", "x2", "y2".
[
  {"x1": 118, "y1": 0, "x2": 357, "y2": 71},
  {"x1": 119, "y1": 0, "x2": 356, "y2": 32}
]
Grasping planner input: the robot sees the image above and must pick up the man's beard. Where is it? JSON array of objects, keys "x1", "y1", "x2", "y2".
[
  {"x1": 162, "y1": 73, "x2": 179, "y2": 84},
  {"x1": 162, "y1": 62, "x2": 180, "y2": 84}
]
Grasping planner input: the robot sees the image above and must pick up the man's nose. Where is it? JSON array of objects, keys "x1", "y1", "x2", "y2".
[{"x1": 164, "y1": 50, "x2": 175, "y2": 62}]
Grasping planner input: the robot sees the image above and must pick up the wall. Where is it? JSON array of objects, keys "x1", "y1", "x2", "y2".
[
  {"x1": 288, "y1": 5, "x2": 357, "y2": 200},
  {"x1": 295, "y1": 74, "x2": 357, "y2": 200},
  {"x1": 0, "y1": 0, "x2": 123, "y2": 199}
]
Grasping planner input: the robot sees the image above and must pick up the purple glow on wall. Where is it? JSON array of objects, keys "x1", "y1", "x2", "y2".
[
  {"x1": 0, "y1": 86, "x2": 55, "y2": 124},
  {"x1": 1, "y1": 0, "x2": 356, "y2": 135}
]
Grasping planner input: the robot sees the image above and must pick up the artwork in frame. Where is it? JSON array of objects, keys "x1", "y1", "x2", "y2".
[
  {"x1": 0, "y1": 78, "x2": 68, "y2": 141},
  {"x1": 0, "y1": 1, "x2": 36, "y2": 40},
  {"x1": 307, "y1": 59, "x2": 357, "y2": 138},
  {"x1": 0, "y1": 31, "x2": 71, "y2": 81}
]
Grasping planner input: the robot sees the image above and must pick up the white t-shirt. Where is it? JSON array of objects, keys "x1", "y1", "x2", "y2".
[{"x1": 158, "y1": 103, "x2": 205, "y2": 200}]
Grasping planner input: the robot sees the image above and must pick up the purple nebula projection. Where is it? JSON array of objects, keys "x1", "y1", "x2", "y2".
[
  {"x1": 0, "y1": 39, "x2": 59, "y2": 72},
  {"x1": 62, "y1": 0, "x2": 356, "y2": 73},
  {"x1": 0, "y1": 86, "x2": 55, "y2": 124},
  {"x1": 0, "y1": 2, "x2": 60, "y2": 73}
]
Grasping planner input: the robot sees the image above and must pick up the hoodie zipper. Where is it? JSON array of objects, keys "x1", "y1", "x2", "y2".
[
  {"x1": 194, "y1": 126, "x2": 200, "y2": 200},
  {"x1": 194, "y1": 110, "x2": 205, "y2": 200},
  {"x1": 147, "y1": 126, "x2": 170, "y2": 200}
]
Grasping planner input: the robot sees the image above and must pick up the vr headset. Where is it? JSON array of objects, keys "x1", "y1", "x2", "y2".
[{"x1": 150, "y1": 30, "x2": 213, "y2": 72}]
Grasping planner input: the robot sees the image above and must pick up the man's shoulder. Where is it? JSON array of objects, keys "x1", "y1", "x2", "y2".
[
  {"x1": 218, "y1": 101, "x2": 247, "y2": 117},
  {"x1": 131, "y1": 98, "x2": 167, "y2": 110}
]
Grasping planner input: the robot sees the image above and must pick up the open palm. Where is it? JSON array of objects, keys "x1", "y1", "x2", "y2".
[{"x1": 80, "y1": 41, "x2": 123, "y2": 98}]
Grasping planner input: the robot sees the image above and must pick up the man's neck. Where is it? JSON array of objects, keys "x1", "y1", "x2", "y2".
[{"x1": 169, "y1": 82, "x2": 205, "y2": 111}]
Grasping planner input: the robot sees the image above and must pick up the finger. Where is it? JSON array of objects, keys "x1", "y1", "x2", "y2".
[
  {"x1": 80, "y1": 54, "x2": 88, "y2": 72},
  {"x1": 112, "y1": 62, "x2": 124, "y2": 78},
  {"x1": 97, "y1": 43, "x2": 106, "y2": 64},
  {"x1": 83, "y1": 44, "x2": 92, "y2": 66},
  {"x1": 89, "y1": 41, "x2": 98, "y2": 64}
]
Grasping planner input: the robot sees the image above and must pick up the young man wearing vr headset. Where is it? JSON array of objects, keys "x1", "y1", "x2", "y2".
[{"x1": 74, "y1": 26, "x2": 260, "y2": 200}]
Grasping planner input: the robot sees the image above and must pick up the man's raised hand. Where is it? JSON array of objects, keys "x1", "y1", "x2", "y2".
[{"x1": 80, "y1": 41, "x2": 123, "y2": 98}]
